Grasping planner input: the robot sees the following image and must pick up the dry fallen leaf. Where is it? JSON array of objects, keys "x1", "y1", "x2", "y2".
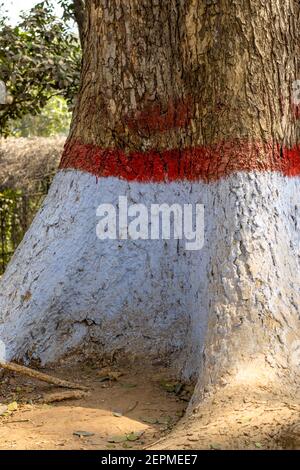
[
  {"x1": 157, "y1": 416, "x2": 171, "y2": 425},
  {"x1": 122, "y1": 442, "x2": 133, "y2": 449},
  {"x1": 141, "y1": 417, "x2": 158, "y2": 424},
  {"x1": 107, "y1": 435, "x2": 127, "y2": 443},
  {"x1": 126, "y1": 432, "x2": 142, "y2": 442},
  {"x1": 121, "y1": 383, "x2": 137, "y2": 389},
  {"x1": 7, "y1": 402, "x2": 18, "y2": 412},
  {"x1": 97, "y1": 368, "x2": 123, "y2": 381},
  {"x1": 210, "y1": 443, "x2": 221, "y2": 450},
  {"x1": 109, "y1": 372, "x2": 123, "y2": 381},
  {"x1": 0, "y1": 405, "x2": 8, "y2": 416},
  {"x1": 73, "y1": 431, "x2": 95, "y2": 438}
]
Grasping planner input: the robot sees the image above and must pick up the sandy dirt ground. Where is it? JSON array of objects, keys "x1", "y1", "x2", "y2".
[
  {"x1": 152, "y1": 380, "x2": 300, "y2": 450},
  {"x1": 0, "y1": 361, "x2": 299, "y2": 450},
  {"x1": 0, "y1": 361, "x2": 192, "y2": 450}
]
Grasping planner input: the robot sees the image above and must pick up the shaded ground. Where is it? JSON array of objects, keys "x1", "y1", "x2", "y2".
[
  {"x1": 0, "y1": 361, "x2": 192, "y2": 450},
  {"x1": 0, "y1": 361, "x2": 299, "y2": 450}
]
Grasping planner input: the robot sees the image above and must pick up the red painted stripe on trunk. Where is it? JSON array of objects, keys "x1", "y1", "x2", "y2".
[{"x1": 60, "y1": 140, "x2": 300, "y2": 182}]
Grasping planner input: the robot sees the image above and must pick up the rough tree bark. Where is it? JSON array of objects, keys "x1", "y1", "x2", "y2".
[{"x1": 0, "y1": 0, "x2": 300, "y2": 440}]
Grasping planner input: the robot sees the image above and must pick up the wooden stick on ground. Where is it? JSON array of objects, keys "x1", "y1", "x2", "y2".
[
  {"x1": 41, "y1": 390, "x2": 88, "y2": 404},
  {"x1": 0, "y1": 361, "x2": 89, "y2": 391}
]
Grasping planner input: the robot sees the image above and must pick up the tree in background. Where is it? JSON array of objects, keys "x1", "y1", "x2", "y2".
[
  {"x1": 56, "y1": 0, "x2": 86, "y2": 47},
  {"x1": 9, "y1": 96, "x2": 71, "y2": 137},
  {"x1": 0, "y1": 2, "x2": 81, "y2": 136}
]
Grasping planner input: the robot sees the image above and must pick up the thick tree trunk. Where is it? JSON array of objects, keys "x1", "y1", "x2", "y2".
[{"x1": 0, "y1": 0, "x2": 300, "y2": 439}]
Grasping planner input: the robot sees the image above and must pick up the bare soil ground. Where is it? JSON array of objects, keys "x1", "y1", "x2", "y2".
[
  {"x1": 0, "y1": 361, "x2": 299, "y2": 450},
  {"x1": 153, "y1": 380, "x2": 300, "y2": 450},
  {"x1": 0, "y1": 361, "x2": 192, "y2": 450}
]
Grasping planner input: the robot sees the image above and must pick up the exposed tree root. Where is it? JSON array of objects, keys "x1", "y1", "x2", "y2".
[{"x1": 150, "y1": 361, "x2": 300, "y2": 450}]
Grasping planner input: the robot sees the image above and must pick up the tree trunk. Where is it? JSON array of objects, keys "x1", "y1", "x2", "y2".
[{"x1": 0, "y1": 0, "x2": 300, "y2": 442}]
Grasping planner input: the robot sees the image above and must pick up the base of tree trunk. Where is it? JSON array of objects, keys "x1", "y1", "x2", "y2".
[
  {"x1": 151, "y1": 360, "x2": 300, "y2": 449},
  {"x1": 0, "y1": 170, "x2": 299, "y2": 394}
]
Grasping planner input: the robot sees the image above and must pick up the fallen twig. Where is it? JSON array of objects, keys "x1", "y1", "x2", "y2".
[
  {"x1": 0, "y1": 361, "x2": 89, "y2": 391},
  {"x1": 41, "y1": 390, "x2": 88, "y2": 404},
  {"x1": 126, "y1": 401, "x2": 139, "y2": 413},
  {"x1": 7, "y1": 419, "x2": 31, "y2": 424}
]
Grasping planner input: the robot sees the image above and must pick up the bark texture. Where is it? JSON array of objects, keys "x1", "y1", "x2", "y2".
[
  {"x1": 0, "y1": 0, "x2": 299, "y2": 413},
  {"x1": 70, "y1": 0, "x2": 299, "y2": 149},
  {"x1": 66, "y1": 0, "x2": 300, "y2": 394}
]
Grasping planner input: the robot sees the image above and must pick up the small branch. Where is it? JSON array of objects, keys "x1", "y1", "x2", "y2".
[
  {"x1": 126, "y1": 401, "x2": 139, "y2": 413},
  {"x1": 41, "y1": 389, "x2": 88, "y2": 403},
  {"x1": 0, "y1": 361, "x2": 89, "y2": 391},
  {"x1": 73, "y1": 0, "x2": 86, "y2": 48}
]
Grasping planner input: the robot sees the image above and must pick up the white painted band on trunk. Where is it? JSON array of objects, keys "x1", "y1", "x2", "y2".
[{"x1": 0, "y1": 170, "x2": 299, "y2": 377}]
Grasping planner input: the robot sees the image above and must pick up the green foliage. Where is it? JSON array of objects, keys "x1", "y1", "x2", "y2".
[
  {"x1": 9, "y1": 96, "x2": 72, "y2": 137},
  {"x1": 0, "y1": 188, "x2": 46, "y2": 273},
  {"x1": 0, "y1": 2, "x2": 81, "y2": 136},
  {"x1": 0, "y1": 189, "x2": 25, "y2": 272},
  {"x1": 57, "y1": 0, "x2": 81, "y2": 24}
]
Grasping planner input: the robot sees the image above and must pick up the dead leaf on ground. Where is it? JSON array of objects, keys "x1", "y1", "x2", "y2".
[
  {"x1": 7, "y1": 402, "x2": 18, "y2": 412},
  {"x1": 97, "y1": 369, "x2": 123, "y2": 381},
  {"x1": 107, "y1": 435, "x2": 127, "y2": 443},
  {"x1": 97, "y1": 376, "x2": 110, "y2": 383},
  {"x1": 107, "y1": 431, "x2": 144, "y2": 444},
  {"x1": 126, "y1": 401, "x2": 139, "y2": 412},
  {"x1": 122, "y1": 442, "x2": 133, "y2": 449},
  {"x1": 73, "y1": 431, "x2": 95, "y2": 438},
  {"x1": 160, "y1": 381, "x2": 177, "y2": 393},
  {"x1": 157, "y1": 416, "x2": 172, "y2": 425},
  {"x1": 210, "y1": 443, "x2": 221, "y2": 450},
  {"x1": 160, "y1": 380, "x2": 185, "y2": 395},
  {"x1": 121, "y1": 383, "x2": 137, "y2": 389},
  {"x1": 0, "y1": 405, "x2": 8, "y2": 416},
  {"x1": 141, "y1": 417, "x2": 158, "y2": 424},
  {"x1": 126, "y1": 431, "x2": 144, "y2": 442}
]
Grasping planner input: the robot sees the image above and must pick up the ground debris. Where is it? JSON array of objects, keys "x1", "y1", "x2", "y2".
[{"x1": 40, "y1": 390, "x2": 88, "y2": 404}]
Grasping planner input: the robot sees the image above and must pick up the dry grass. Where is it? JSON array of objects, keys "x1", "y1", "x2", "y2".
[{"x1": 0, "y1": 136, "x2": 65, "y2": 191}]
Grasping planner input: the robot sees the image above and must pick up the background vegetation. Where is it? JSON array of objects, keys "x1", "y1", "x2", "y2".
[
  {"x1": 0, "y1": 1, "x2": 80, "y2": 272},
  {"x1": 0, "y1": 1, "x2": 81, "y2": 136}
]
